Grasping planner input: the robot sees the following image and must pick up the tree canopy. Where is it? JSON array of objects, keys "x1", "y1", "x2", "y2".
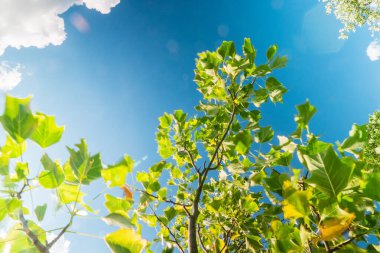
[
  {"x1": 322, "y1": 0, "x2": 380, "y2": 38},
  {"x1": 103, "y1": 40, "x2": 380, "y2": 252},
  {"x1": 0, "y1": 40, "x2": 379, "y2": 252}
]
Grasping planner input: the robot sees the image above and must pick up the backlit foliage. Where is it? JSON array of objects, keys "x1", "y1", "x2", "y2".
[{"x1": 322, "y1": 0, "x2": 380, "y2": 38}]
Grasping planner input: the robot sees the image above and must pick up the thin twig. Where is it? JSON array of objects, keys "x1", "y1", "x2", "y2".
[
  {"x1": 197, "y1": 224, "x2": 209, "y2": 253},
  {"x1": 193, "y1": 104, "x2": 237, "y2": 217},
  {"x1": 148, "y1": 205, "x2": 185, "y2": 253},
  {"x1": 329, "y1": 233, "x2": 366, "y2": 252},
  {"x1": 47, "y1": 221, "x2": 72, "y2": 249},
  {"x1": 184, "y1": 146, "x2": 200, "y2": 174},
  {"x1": 138, "y1": 189, "x2": 191, "y2": 216},
  {"x1": 310, "y1": 205, "x2": 330, "y2": 252}
]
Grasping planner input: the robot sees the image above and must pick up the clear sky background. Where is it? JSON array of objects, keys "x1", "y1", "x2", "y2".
[{"x1": 1, "y1": 0, "x2": 380, "y2": 252}]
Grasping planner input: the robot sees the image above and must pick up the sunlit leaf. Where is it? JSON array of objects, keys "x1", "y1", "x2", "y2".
[
  {"x1": 105, "y1": 229, "x2": 147, "y2": 253},
  {"x1": 302, "y1": 145, "x2": 354, "y2": 199},
  {"x1": 0, "y1": 95, "x2": 38, "y2": 143},
  {"x1": 319, "y1": 211, "x2": 355, "y2": 241},
  {"x1": 102, "y1": 155, "x2": 133, "y2": 187},
  {"x1": 34, "y1": 204, "x2": 47, "y2": 222},
  {"x1": 31, "y1": 112, "x2": 64, "y2": 148},
  {"x1": 39, "y1": 154, "x2": 65, "y2": 188}
]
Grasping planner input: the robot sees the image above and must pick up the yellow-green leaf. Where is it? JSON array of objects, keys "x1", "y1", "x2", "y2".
[
  {"x1": 31, "y1": 112, "x2": 64, "y2": 148},
  {"x1": 0, "y1": 95, "x2": 38, "y2": 143},
  {"x1": 105, "y1": 229, "x2": 147, "y2": 253},
  {"x1": 102, "y1": 155, "x2": 133, "y2": 187},
  {"x1": 319, "y1": 212, "x2": 355, "y2": 241},
  {"x1": 38, "y1": 154, "x2": 65, "y2": 188},
  {"x1": 57, "y1": 183, "x2": 84, "y2": 204}
]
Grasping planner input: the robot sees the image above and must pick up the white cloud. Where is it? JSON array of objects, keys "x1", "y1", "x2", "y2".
[
  {"x1": 47, "y1": 233, "x2": 71, "y2": 253},
  {"x1": 0, "y1": 62, "x2": 22, "y2": 91},
  {"x1": 367, "y1": 39, "x2": 380, "y2": 61},
  {"x1": 84, "y1": 0, "x2": 120, "y2": 14},
  {"x1": 0, "y1": 0, "x2": 120, "y2": 55}
]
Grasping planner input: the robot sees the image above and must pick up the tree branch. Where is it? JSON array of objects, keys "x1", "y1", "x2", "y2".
[
  {"x1": 46, "y1": 221, "x2": 72, "y2": 249},
  {"x1": 329, "y1": 233, "x2": 366, "y2": 252},
  {"x1": 148, "y1": 205, "x2": 185, "y2": 253},
  {"x1": 16, "y1": 182, "x2": 49, "y2": 253},
  {"x1": 310, "y1": 204, "x2": 331, "y2": 252},
  {"x1": 197, "y1": 224, "x2": 209, "y2": 253},
  {"x1": 193, "y1": 105, "x2": 236, "y2": 215},
  {"x1": 184, "y1": 146, "x2": 200, "y2": 174},
  {"x1": 139, "y1": 189, "x2": 191, "y2": 216},
  {"x1": 19, "y1": 210, "x2": 49, "y2": 253}
]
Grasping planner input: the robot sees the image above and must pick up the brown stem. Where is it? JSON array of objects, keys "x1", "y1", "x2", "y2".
[
  {"x1": 329, "y1": 233, "x2": 365, "y2": 252},
  {"x1": 16, "y1": 182, "x2": 49, "y2": 253},
  {"x1": 185, "y1": 146, "x2": 200, "y2": 174},
  {"x1": 19, "y1": 209, "x2": 49, "y2": 253},
  {"x1": 149, "y1": 205, "x2": 185, "y2": 253},
  {"x1": 47, "y1": 221, "x2": 72, "y2": 249},
  {"x1": 139, "y1": 189, "x2": 191, "y2": 216},
  {"x1": 197, "y1": 224, "x2": 209, "y2": 253},
  {"x1": 189, "y1": 104, "x2": 237, "y2": 253},
  {"x1": 310, "y1": 205, "x2": 331, "y2": 251}
]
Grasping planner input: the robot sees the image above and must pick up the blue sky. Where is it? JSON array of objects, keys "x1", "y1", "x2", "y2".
[{"x1": 1, "y1": 0, "x2": 380, "y2": 252}]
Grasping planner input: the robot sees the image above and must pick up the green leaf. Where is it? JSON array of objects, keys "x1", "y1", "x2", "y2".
[
  {"x1": 243, "y1": 38, "x2": 256, "y2": 63},
  {"x1": 295, "y1": 100, "x2": 317, "y2": 130},
  {"x1": 253, "y1": 64, "x2": 271, "y2": 77},
  {"x1": 265, "y1": 77, "x2": 287, "y2": 103},
  {"x1": 67, "y1": 139, "x2": 102, "y2": 184},
  {"x1": 164, "y1": 206, "x2": 177, "y2": 221},
  {"x1": 0, "y1": 95, "x2": 38, "y2": 143},
  {"x1": 242, "y1": 195, "x2": 259, "y2": 213},
  {"x1": 103, "y1": 213, "x2": 134, "y2": 229},
  {"x1": 362, "y1": 171, "x2": 380, "y2": 201},
  {"x1": 1, "y1": 135, "x2": 26, "y2": 158},
  {"x1": 31, "y1": 112, "x2": 64, "y2": 148},
  {"x1": 157, "y1": 137, "x2": 175, "y2": 159},
  {"x1": 217, "y1": 41, "x2": 236, "y2": 60},
  {"x1": 0, "y1": 199, "x2": 6, "y2": 222},
  {"x1": 171, "y1": 167, "x2": 183, "y2": 179},
  {"x1": 102, "y1": 155, "x2": 134, "y2": 187},
  {"x1": 270, "y1": 55, "x2": 288, "y2": 69},
  {"x1": 157, "y1": 187, "x2": 167, "y2": 199},
  {"x1": 148, "y1": 181, "x2": 160, "y2": 192},
  {"x1": 67, "y1": 139, "x2": 89, "y2": 181},
  {"x1": 5, "y1": 198, "x2": 22, "y2": 219},
  {"x1": 254, "y1": 126, "x2": 274, "y2": 143},
  {"x1": 104, "y1": 194, "x2": 132, "y2": 214},
  {"x1": 34, "y1": 204, "x2": 47, "y2": 222},
  {"x1": 282, "y1": 188, "x2": 312, "y2": 219},
  {"x1": 0, "y1": 155, "x2": 9, "y2": 175},
  {"x1": 265, "y1": 172, "x2": 289, "y2": 195},
  {"x1": 105, "y1": 229, "x2": 147, "y2": 253},
  {"x1": 234, "y1": 130, "x2": 253, "y2": 154},
  {"x1": 5, "y1": 221, "x2": 46, "y2": 253},
  {"x1": 246, "y1": 235, "x2": 262, "y2": 251},
  {"x1": 339, "y1": 124, "x2": 367, "y2": 155},
  {"x1": 302, "y1": 145, "x2": 354, "y2": 199},
  {"x1": 173, "y1": 110, "x2": 186, "y2": 123},
  {"x1": 266, "y1": 44, "x2": 278, "y2": 61},
  {"x1": 39, "y1": 154, "x2": 65, "y2": 188},
  {"x1": 57, "y1": 183, "x2": 84, "y2": 204},
  {"x1": 159, "y1": 113, "x2": 172, "y2": 128},
  {"x1": 15, "y1": 162, "x2": 29, "y2": 180},
  {"x1": 252, "y1": 88, "x2": 268, "y2": 107},
  {"x1": 136, "y1": 172, "x2": 150, "y2": 187}
]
